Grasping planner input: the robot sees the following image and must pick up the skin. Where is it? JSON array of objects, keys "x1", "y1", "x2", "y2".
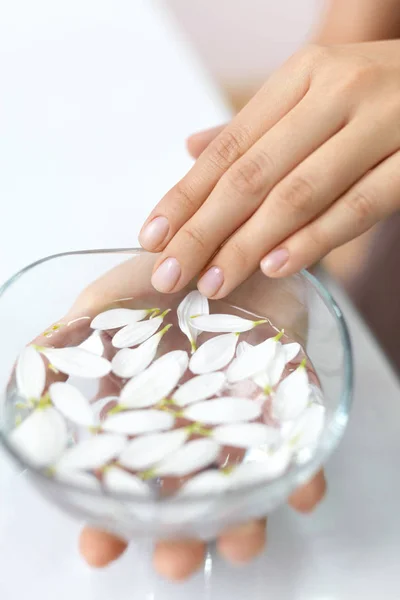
[{"x1": 139, "y1": 40, "x2": 400, "y2": 300}]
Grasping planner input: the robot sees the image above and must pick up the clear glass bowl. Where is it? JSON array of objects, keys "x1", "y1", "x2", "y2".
[{"x1": 0, "y1": 249, "x2": 352, "y2": 540}]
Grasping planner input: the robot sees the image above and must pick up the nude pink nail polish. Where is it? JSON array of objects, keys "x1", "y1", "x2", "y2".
[
  {"x1": 261, "y1": 249, "x2": 289, "y2": 275},
  {"x1": 151, "y1": 257, "x2": 181, "y2": 292},
  {"x1": 198, "y1": 266, "x2": 224, "y2": 297},
  {"x1": 139, "y1": 216, "x2": 169, "y2": 250}
]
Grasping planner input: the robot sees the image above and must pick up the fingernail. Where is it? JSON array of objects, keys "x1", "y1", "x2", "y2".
[
  {"x1": 151, "y1": 257, "x2": 181, "y2": 292},
  {"x1": 197, "y1": 266, "x2": 224, "y2": 297},
  {"x1": 261, "y1": 249, "x2": 289, "y2": 275},
  {"x1": 139, "y1": 216, "x2": 169, "y2": 250}
]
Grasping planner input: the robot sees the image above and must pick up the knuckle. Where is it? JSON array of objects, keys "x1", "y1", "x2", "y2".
[
  {"x1": 274, "y1": 175, "x2": 315, "y2": 214},
  {"x1": 227, "y1": 239, "x2": 249, "y2": 270},
  {"x1": 305, "y1": 223, "x2": 326, "y2": 252},
  {"x1": 172, "y1": 180, "x2": 198, "y2": 214},
  {"x1": 300, "y1": 43, "x2": 332, "y2": 70},
  {"x1": 209, "y1": 128, "x2": 246, "y2": 170},
  {"x1": 227, "y1": 154, "x2": 268, "y2": 196},
  {"x1": 180, "y1": 223, "x2": 207, "y2": 251},
  {"x1": 343, "y1": 187, "x2": 376, "y2": 228}
]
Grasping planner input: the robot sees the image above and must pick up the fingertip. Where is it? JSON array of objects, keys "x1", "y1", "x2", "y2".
[
  {"x1": 289, "y1": 470, "x2": 327, "y2": 513},
  {"x1": 79, "y1": 527, "x2": 128, "y2": 568},
  {"x1": 217, "y1": 519, "x2": 266, "y2": 566},
  {"x1": 153, "y1": 539, "x2": 206, "y2": 581}
]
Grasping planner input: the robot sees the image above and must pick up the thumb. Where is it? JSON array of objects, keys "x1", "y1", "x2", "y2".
[{"x1": 186, "y1": 124, "x2": 227, "y2": 159}]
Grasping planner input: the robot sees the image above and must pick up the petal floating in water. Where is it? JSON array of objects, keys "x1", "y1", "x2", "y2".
[
  {"x1": 173, "y1": 372, "x2": 226, "y2": 406},
  {"x1": 184, "y1": 397, "x2": 261, "y2": 425},
  {"x1": 103, "y1": 466, "x2": 151, "y2": 496},
  {"x1": 153, "y1": 350, "x2": 189, "y2": 377},
  {"x1": 236, "y1": 341, "x2": 252, "y2": 358},
  {"x1": 178, "y1": 470, "x2": 230, "y2": 496},
  {"x1": 49, "y1": 382, "x2": 96, "y2": 427},
  {"x1": 91, "y1": 308, "x2": 153, "y2": 330},
  {"x1": 119, "y1": 428, "x2": 189, "y2": 471},
  {"x1": 41, "y1": 347, "x2": 111, "y2": 379},
  {"x1": 102, "y1": 410, "x2": 175, "y2": 435},
  {"x1": 78, "y1": 330, "x2": 104, "y2": 356},
  {"x1": 189, "y1": 333, "x2": 238, "y2": 374},
  {"x1": 212, "y1": 423, "x2": 280, "y2": 448},
  {"x1": 112, "y1": 313, "x2": 168, "y2": 349},
  {"x1": 16, "y1": 346, "x2": 46, "y2": 400},
  {"x1": 286, "y1": 402, "x2": 325, "y2": 451},
  {"x1": 272, "y1": 364, "x2": 310, "y2": 422},
  {"x1": 9, "y1": 407, "x2": 68, "y2": 468},
  {"x1": 283, "y1": 342, "x2": 301, "y2": 363},
  {"x1": 226, "y1": 338, "x2": 277, "y2": 383},
  {"x1": 56, "y1": 434, "x2": 126, "y2": 471},
  {"x1": 177, "y1": 290, "x2": 209, "y2": 352},
  {"x1": 229, "y1": 445, "x2": 292, "y2": 487},
  {"x1": 55, "y1": 468, "x2": 101, "y2": 490},
  {"x1": 155, "y1": 438, "x2": 220, "y2": 477},
  {"x1": 111, "y1": 325, "x2": 171, "y2": 379},
  {"x1": 191, "y1": 314, "x2": 266, "y2": 333}
]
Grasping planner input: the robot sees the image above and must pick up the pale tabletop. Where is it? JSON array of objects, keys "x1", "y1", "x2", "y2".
[{"x1": 0, "y1": 2, "x2": 399, "y2": 599}]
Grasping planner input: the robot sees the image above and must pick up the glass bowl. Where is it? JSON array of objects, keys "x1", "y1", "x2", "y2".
[{"x1": 0, "y1": 249, "x2": 352, "y2": 540}]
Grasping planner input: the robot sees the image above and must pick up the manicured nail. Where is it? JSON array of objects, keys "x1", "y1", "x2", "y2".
[
  {"x1": 139, "y1": 216, "x2": 169, "y2": 250},
  {"x1": 261, "y1": 249, "x2": 289, "y2": 275},
  {"x1": 197, "y1": 266, "x2": 224, "y2": 297},
  {"x1": 151, "y1": 258, "x2": 181, "y2": 292}
]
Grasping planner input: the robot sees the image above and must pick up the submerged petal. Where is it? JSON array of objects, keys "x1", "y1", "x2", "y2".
[
  {"x1": 173, "y1": 372, "x2": 226, "y2": 406},
  {"x1": 42, "y1": 347, "x2": 111, "y2": 379},
  {"x1": 55, "y1": 469, "x2": 101, "y2": 490},
  {"x1": 102, "y1": 410, "x2": 175, "y2": 435},
  {"x1": 16, "y1": 346, "x2": 46, "y2": 400},
  {"x1": 119, "y1": 353, "x2": 183, "y2": 409},
  {"x1": 119, "y1": 428, "x2": 189, "y2": 471},
  {"x1": 227, "y1": 338, "x2": 277, "y2": 383},
  {"x1": 155, "y1": 438, "x2": 220, "y2": 477},
  {"x1": 272, "y1": 365, "x2": 310, "y2": 421},
  {"x1": 212, "y1": 423, "x2": 280, "y2": 448},
  {"x1": 229, "y1": 445, "x2": 292, "y2": 487},
  {"x1": 189, "y1": 333, "x2": 238, "y2": 375},
  {"x1": 111, "y1": 327, "x2": 169, "y2": 379},
  {"x1": 184, "y1": 397, "x2": 261, "y2": 424},
  {"x1": 103, "y1": 466, "x2": 151, "y2": 496},
  {"x1": 9, "y1": 407, "x2": 68, "y2": 468},
  {"x1": 56, "y1": 434, "x2": 126, "y2": 470},
  {"x1": 177, "y1": 290, "x2": 209, "y2": 351},
  {"x1": 112, "y1": 314, "x2": 166, "y2": 349},
  {"x1": 178, "y1": 470, "x2": 230, "y2": 496},
  {"x1": 236, "y1": 341, "x2": 252, "y2": 358},
  {"x1": 283, "y1": 342, "x2": 301, "y2": 363},
  {"x1": 49, "y1": 382, "x2": 96, "y2": 427},
  {"x1": 78, "y1": 331, "x2": 104, "y2": 356},
  {"x1": 191, "y1": 314, "x2": 265, "y2": 333},
  {"x1": 91, "y1": 308, "x2": 151, "y2": 330},
  {"x1": 286, "y1": 402, "x2": 325, "y2": 451},
  {"x1": 153, "y1": 350, "x2": 189, "y2": 377}
]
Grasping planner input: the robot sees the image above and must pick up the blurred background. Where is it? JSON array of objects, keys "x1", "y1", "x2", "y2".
[{"x1": 166, "y1": 0, "x2": 400, "y2": 374}]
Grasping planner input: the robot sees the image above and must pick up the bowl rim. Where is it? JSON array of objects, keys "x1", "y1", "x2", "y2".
[{"x1": 0, "y1": 248, "x2": 353, "y2": 505}]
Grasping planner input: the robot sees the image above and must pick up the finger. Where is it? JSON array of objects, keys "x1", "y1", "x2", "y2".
[
  {"x1": 217, "y1": 519, "x2": 266, "y2": 565},
  {"x1": 198, "y1": 111, "x2": 400, "y2": 298},
  {"x1": 288, "y1": 470, "x2": 327, "y2": 513},
  {"x1": 186, "y1": 125, "x2": 226, "y2": 160},
  {"x1": 79, "y1": 527, "x2": 128, "y2": 568},
  {"x1": 261, "y1": 149, "x2": 400, "y2": 277},
  {"x1": 139, "y1": 55, "x2": 311, "y2": 253},
  {"x1": 150, "y1": 91, "x2": 346, "y2": 294},
  {"x1": 153, "y1": 539, "x2": 206, "y2": 581}
]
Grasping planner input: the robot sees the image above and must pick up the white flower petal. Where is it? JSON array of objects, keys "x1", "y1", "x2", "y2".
[
  {"x1": 189, "y1": 333, "x2": 238, "y2": 375},
  {"x1": 42, "y1": 347, "x2": 111, "y2": 379},
  {"x1": 272, "y1": 366, "x2": 310, "y2": 421},
  {"x1": 102, "y1": 410, "x2": 175, "y2": 435},
  {"x1": 252, "y1": 344, "x2": 286, "y2": 389},
  {"x1": 112, "y1": 315, "x2": 164, "y2": 349},
  {"x1": 119, "y1": 428, "x2": 189, "y2": 471},
  {"x1": 286, "y1": 402, "x2": 325, "y2": 451},
  {"x1": 229, "y1": 445, "x2": 292, "y2": 487},
  {"x1": 283, "y1": 342, "x2": 301, "y2": 363},
  {"x1": 16, "y1": 346, "x2": 46, "y2": 400},
  {"x1": 49, "y1": 382, "x2": 95, "y2": 427},
  {"x1": 111, "y1": 327, "x2": 168, "y2": 378},
  {"x1": 103, "y1": 466, "x2": 151, "y2": 496},
  {"x1": 155, "y1": 438, "x2": 220, "y2": 477},
  {"x1": 227, "y1": 338, "x2": 277, "y2": 383},
  {"x1": 236, "y1": 341, "x2": 252, "y2": 358},
  {"x1": 56, "y1": 434, "x2": 126, "y2": 470},
  {"x1": 78, "y1": 331, "x2": 104, "y2": 356},
  {"x1": 177, "y1": 290, "x2": 209, "y2": 351},
  {"x1": 55, "y1": 469, "x2": 101, "y2": 490},
  {"x1": 9, "y1": 407, "x2": 68, "y2": 468},
  {"x1": 184, "y1": 397, "x2": 261, "y2": 424},
  {"x1": 91, "y1": 308, "x2": 151, "y2": 330},
  {"x1": 153, "y1": 350, "x2": 189, "y2": 377},
  {"x1": 178, "y1": 470, "x2": 230, "y2": 496},
  {"x1": 191, "y1": 314, "x2": 265, "y2": 333},
  {"x1": 173, "y1": 372, "x2": 226, "y2": 407},
  {"x1": 119, "y1": 354, "x2": 183, "y2": 409},
  {"x1": 92, "y1": 396, "x2": 118, "y2": 422},
  {"x1": 212, "y1": 423, "x2": 280, "y2": 448}
]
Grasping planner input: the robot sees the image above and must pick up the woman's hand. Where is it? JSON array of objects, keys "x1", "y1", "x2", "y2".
[{"x1": 139, "y1": 41, "x2": 400, "y2": 298}]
